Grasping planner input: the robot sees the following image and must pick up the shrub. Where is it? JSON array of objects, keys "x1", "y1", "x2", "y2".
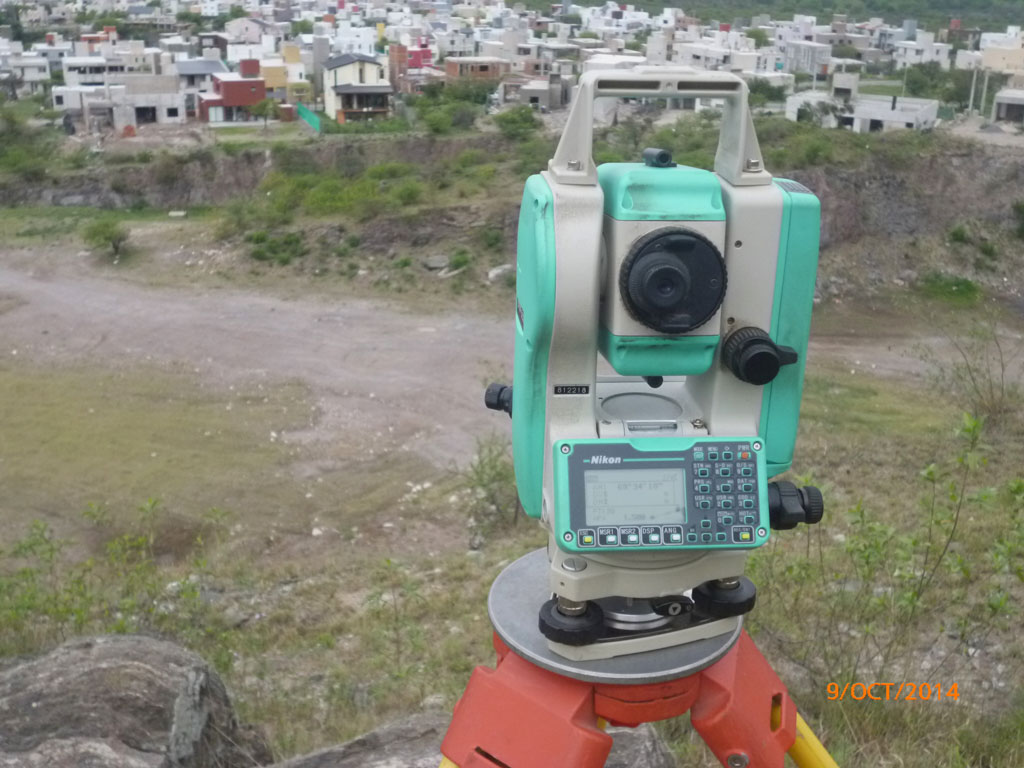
[
  {"x1": 949, "y1": 224, "x2": 970, "y2": 243},
  {"x1": 478, "y1": 228, "x2": 502, "y2": 250},
  {"x1": 366, "y1": 161, "x2": 415, "y2": 180},
  {"x1": 455, "y1": 148, "x2": 486, "y2": 168},
  {"x1": 494, "y1": 105, "x2": 540, "y2": 141},
  {"x1": 391, "y1": 179, "x2": 424, "y2": 206},
  {"x1": 462, "y1": 434, "x2": 521, "y2": 537},
  {"x1": 83, "y1": 218, "x2": 129, "y2": 259},
  {"x1": 918, "y1": 314, "x2": 1023, "y2": 422},
  {"x1": 449, "y1": 249, "x2": 472, "y2": 270},
  {"x1": 423, "y1": 109, "x2": 453, "y2": 135},
  {"x1": 448, "y1": 102, "x2": 478, "y2": 130}
]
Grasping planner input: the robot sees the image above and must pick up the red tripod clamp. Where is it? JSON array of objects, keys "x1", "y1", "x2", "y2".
[{"x1": 441, "y1": 629, "x2": 796, "y2": 768}]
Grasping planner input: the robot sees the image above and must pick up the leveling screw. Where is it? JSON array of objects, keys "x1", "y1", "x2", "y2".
[{"x1": 727, "y1": 754, "x2": 749, "y2": 768}]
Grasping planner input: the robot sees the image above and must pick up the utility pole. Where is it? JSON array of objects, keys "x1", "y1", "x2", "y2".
[
  {"x1": 980, "y1": 67, "x2": 991, "y2": 120},
  {"x1": 967, "y1": 65, "x2": 978, "y2": 116}
]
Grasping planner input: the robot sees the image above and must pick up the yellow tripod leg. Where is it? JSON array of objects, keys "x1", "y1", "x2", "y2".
[
  {"x1": 788, "y1": 713, "x2": 840, "y2": 768},
  {"x1": 439, "y1": 759, "x2": 459, "y2": 768}
]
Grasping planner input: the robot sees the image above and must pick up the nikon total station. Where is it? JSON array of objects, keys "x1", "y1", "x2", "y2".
[{"x1": 486, "y1": 68, "x2": 825, "y2": 662}]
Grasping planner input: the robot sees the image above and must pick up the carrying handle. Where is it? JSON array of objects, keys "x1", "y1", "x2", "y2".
[{"x1": 548, "y1": 68, "x2": 771, "y2": 187}]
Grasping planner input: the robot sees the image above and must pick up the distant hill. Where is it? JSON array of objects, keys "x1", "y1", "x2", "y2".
[{"x1": 540, "y1": 0, "x2": 1024, "y2": 30}]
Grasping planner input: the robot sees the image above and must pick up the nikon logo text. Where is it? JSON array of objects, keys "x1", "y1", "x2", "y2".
[{"x1": 590, "y1": 456, "x2": 622, "y2": 465}]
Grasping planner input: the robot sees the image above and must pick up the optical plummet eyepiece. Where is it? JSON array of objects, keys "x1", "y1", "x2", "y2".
[
  {"x1": 722, "y1": 327, "x2": 798, "y2": 386},
  {"x1": 767, "y1": 481, "x2": 824, "y2": 531}
]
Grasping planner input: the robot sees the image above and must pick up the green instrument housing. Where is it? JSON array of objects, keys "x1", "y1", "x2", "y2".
[
  {"x1": 597, "y1": 162, "x2": 725, "y2": 378},
  {"x1": 510, "y1": 166, "x2": 821, "y2": 529},
  {"x1": 760, "y1": 179, "x2": 821, "y2": 478},
  {"x1": 512, "y1": 174, "x2": 557, "y2": 520}
]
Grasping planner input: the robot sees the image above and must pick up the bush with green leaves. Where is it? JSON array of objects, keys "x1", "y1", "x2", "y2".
[
  {"x1": 462, "y1": 434, "x2": 521, "y2": 537},
  {"x1": 494, "y1": 105, "x2": 540, "y2": 141},
  {"x1": 750, "y1": 414, "x2": 1022, "y2": 685},
  {"x1": 0, "y1": 499, "x2": 222, "y2": 656},
  {"x1": 391, "y1": 179, "x2": 424, "y2": 206},
  {"x1": 249, "y1": 231, "x2": 306, "y2": 265},
  {"x1": 83, "y1": 218, "x2": 129, "y2": 259}
]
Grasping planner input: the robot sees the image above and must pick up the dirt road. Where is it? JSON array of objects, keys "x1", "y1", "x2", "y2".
[
  {"x1": 0, "y1": 264, "x2": 510, "y2": 467},
  {"x1": 0, "y1": 262, "x2": 935, "y2": 472}
]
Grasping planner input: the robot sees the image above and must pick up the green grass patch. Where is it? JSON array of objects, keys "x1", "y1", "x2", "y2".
[{"x1": 917, "y1": 272, "x2": 981, "y2": 305}]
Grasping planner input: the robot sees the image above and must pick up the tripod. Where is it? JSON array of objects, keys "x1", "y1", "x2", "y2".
[{"x1": 439, "y1": 550, "x2": 839, "y2": 768}]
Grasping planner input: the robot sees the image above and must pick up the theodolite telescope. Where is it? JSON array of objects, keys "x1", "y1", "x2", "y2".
[{"x1": 486, "y1": 68, "x2": 825, "y2": 661}]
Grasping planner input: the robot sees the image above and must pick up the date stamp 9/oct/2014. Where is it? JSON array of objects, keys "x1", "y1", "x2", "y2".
[{"x1": 827, "y1": 682, "x2": 960, "y2": 702}]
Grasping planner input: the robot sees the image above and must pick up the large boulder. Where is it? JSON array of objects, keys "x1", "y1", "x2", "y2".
[
  {"x1": 0, "y1": 635, "x2": 272, "y2": 768},
  {"x1": 269, "y1": 712, "x2": 677, "y2": 768}
]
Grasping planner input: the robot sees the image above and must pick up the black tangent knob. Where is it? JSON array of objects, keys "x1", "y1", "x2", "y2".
[
  {"x1": 484, "y1": 383, "x2": 513, "y2": 417},
  {"x1": 767, "y1": 481, "x2": 825, "y2": 531},
  {"x1": 722, "y1": 327, "x2": 799, "y2": 386}
]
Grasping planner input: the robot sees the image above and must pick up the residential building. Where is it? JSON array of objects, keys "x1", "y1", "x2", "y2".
[
  {"x1": 982, "y1": 35, "x2": 1024, "y2": 73},
  {"x1": 225, "y1": 17, "x2": 282, "y2": 45},
  {"x1": 53, "y1": 75, "x2": 186, "y2": 131},
  {"x1": 31, "y1": 33, "x2": 74, "y2": 72},
  {"x1": 5, "y1": 53, "x2": 50, "y2": 95},
  {"x1": 785, "y1": 73, "x2": 938, "y2": 133},
  {"x1": 894, "y1": 32, "x2": 951, "y2": 71},
  {"x1": 199, "y1": 69, "x2": 267, "y2": 121},
  {"x1": 992, "y1": 87, "x2": 1024, "y2": 122},
  {"x1": 783, "y1": 40, "x2": 830, "y2": 78},
  {"x1": 321, "y1": 52, "x2": 392, "y2": 123},
  {"x1": 444, "y1": 55, "x2": 509, "y2": 80},
  {"x1": 171, "y1": 57, "x2": 229, "y2": 117}
]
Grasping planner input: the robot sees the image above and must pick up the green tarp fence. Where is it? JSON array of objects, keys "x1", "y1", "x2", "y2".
[{"x1": 297, "y1": 103, "x2": 320, "y2": 133}]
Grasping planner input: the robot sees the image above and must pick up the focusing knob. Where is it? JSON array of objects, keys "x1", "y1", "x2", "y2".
[
  {"x1": 722, "y1": 327, "x2": 798, "y2": 385},
  {"x1": 767, "y1": 481, "x2": 825, "y2": 530}
]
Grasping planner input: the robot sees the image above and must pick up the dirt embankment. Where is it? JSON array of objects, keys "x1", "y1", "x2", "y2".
[
  {"x1": 4, "y1": 133, "x2": 1024, "y2": 299},
  {"x1": 0, "y1": 133, "x2": 509, "y2": 210}
]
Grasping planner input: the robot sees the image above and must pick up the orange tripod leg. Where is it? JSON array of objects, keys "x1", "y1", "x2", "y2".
[
  {"x1": 442, "y1": 630, "x2": 800, "y2": 768},
  {"x1": 440, "y1": 640, "x2": 612, "y2": 768},
  {"x1": 689, "y1": 631, "x2": 797, "y2": 768}
]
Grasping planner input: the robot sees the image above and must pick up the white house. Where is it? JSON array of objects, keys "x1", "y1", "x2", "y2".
[
  {"x1": 894, "y1": 32, "x2": 951, "y2": 71},
  {"x1": 783, "y1": 40, "x2": 830, "y2": 77},
  {"x1": 321, "y1": 52, "x2": 392, "y2": 124}
]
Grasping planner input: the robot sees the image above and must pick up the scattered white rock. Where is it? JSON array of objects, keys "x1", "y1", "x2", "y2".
[
  {"x1": 487, "y1": 264, "x2": 513, "y2": 282},
  {"x1": 168, "y1": 210, "x2": 187, "y2": 218},
  {"x1": 312, "y1": 527, "x2": 324, "y2": 537}
]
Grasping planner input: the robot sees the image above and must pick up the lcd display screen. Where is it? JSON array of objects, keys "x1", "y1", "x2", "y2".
[{"x1": 583, "y1": 468, "x2": 686, "y2": 526}]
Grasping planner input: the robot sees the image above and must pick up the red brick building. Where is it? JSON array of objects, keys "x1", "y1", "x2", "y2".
[
  {"x1": 444, "y1": 56, "x2": 510, "y2": 82},
  {"x1": 199, "y1": 71, "x2": 267, "y2": 122}
]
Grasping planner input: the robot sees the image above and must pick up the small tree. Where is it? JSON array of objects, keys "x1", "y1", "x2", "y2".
[
  {"x1": 494, "y1": 105, "x2": 540, "y2": 141},
  {"x1": 747, "y1": 28, "x2": 770, "y2": 48},
  {"x1": 249, "y1": 98, "x2": 279, "y2": 129},
  {"x1": 83, "y1": 218, "x2": 129, "y2": 260}
]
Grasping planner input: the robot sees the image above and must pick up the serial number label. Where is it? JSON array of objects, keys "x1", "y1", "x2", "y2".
[
  {"x1": 554, "y1": 385, "x2": 590, "y2": 395},
  {"x1": 827, "y1": 682, "x2": 960, "y2": 702}
]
